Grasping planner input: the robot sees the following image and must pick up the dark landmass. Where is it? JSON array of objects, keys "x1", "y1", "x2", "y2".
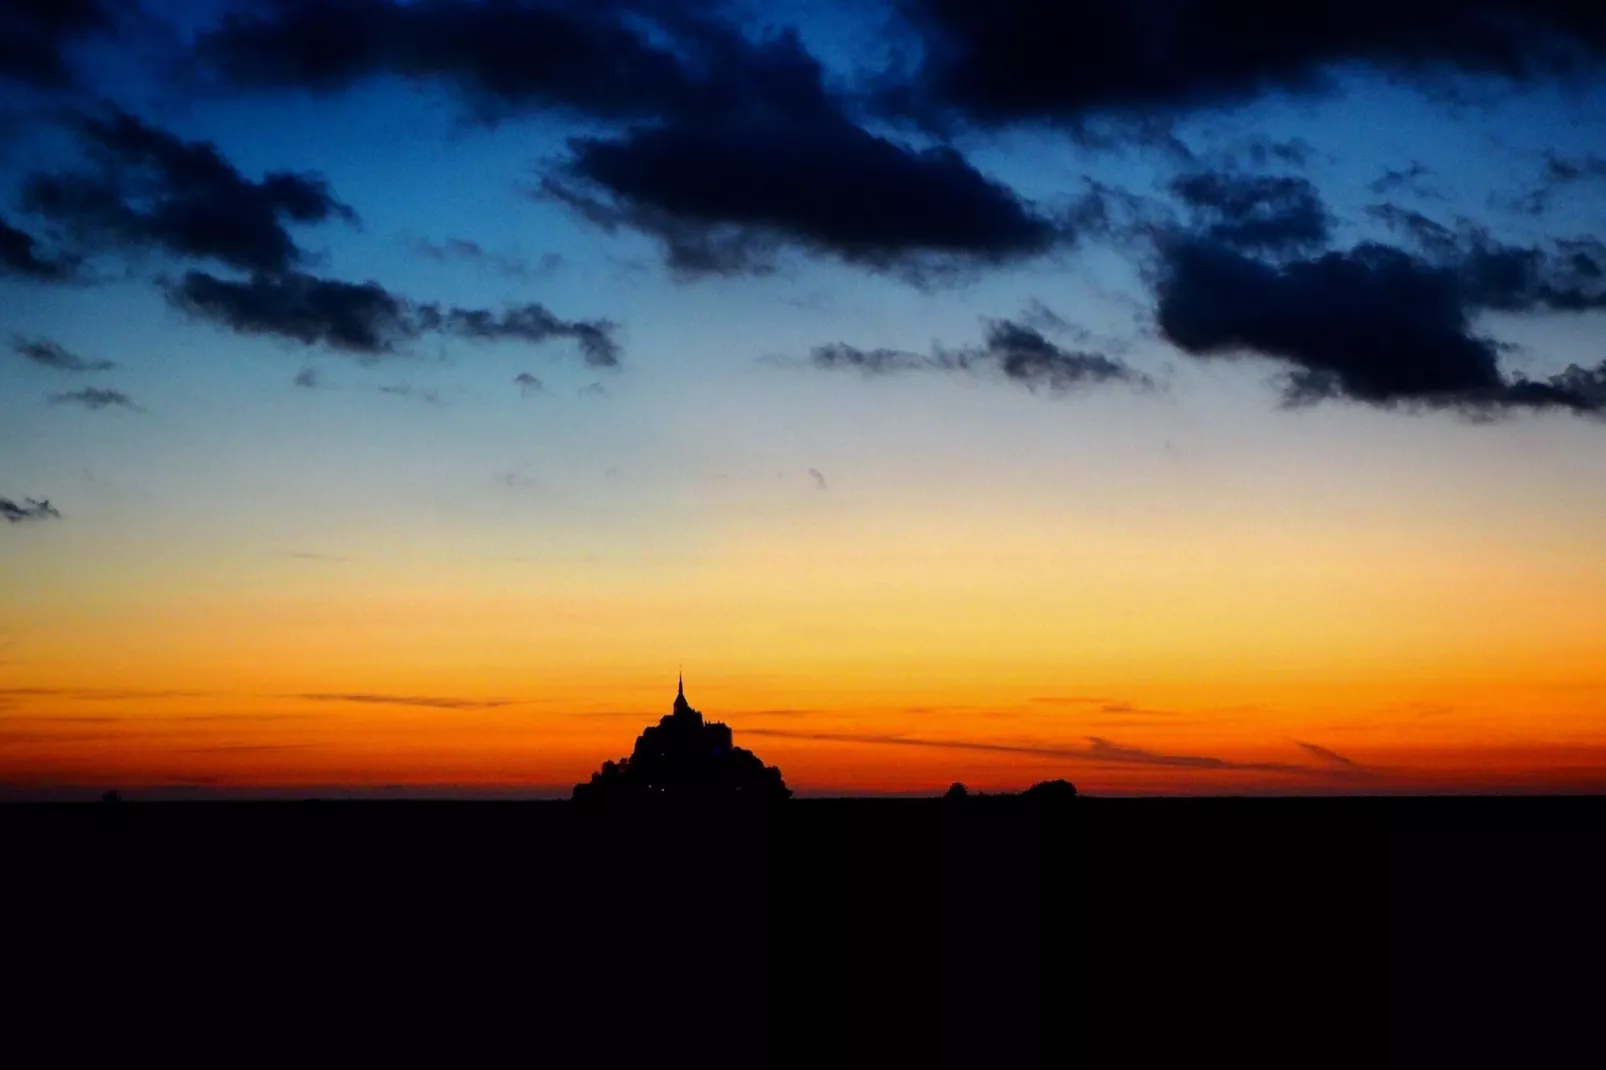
[
  {"x1": 572, "y1": 676, "x2": 790, "y2": 803},
  {"x1": 5, "y1": 795, "x2": 1599, "y2": 1065}
]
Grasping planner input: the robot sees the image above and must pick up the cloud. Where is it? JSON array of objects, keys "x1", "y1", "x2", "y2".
[
  {"x1": 23, "y1": 106, "x2": 356, "y2": 275},
  {"x1": 1369, "y1": 162, "x2": 1440, "y2": 198},
  {"x1": 193, "y1": 0, "x2": 735, "y2": 122},
  {"x1": 1295, "y1": 741, "x2": 1365, "y2": 770},
  {"x1": 808, "y1": 318, "x2": 1149, "y2": 395},
  {"x1": 1154, "y1": 206, "x2": 1606, "y2": 414},
  {"x1": 1171, "y1": 171, "x2": 1331, "y2": 256},
  {"x1": 1, "y1": 497, "x2": 62, "y2": 523},
  {"x1": 0, "y1": 687, "x2": 205, "y2": 700},
  {"x1": 436, "y1": 305, "x2": 619, "y2": 366},
  {"x1": 545, "y1": 112, "x2": 1064, "y2": 278},
  {"x1": 1498, "y1": 151, "x2": 1606, "y2": 215},
  {"x1": 1, "y1": 213, "x2": 74, "y2": 280},
  {"x1": 0, "y1": 0, "x2": 118, "y2": 90},
  {"x1": 892, "y1": 1, "x2": 1606, "y2": 127},
  {"x1": 296, "y1": 692, "x2": 513, "y2": 710},
  {"x1": 48, "y1": 386, "x2": 139, "y2": 411},
  {"x1": 411, "y1": 237, "x2": 559, "y2": 279},
  {"x1": 11, "y1": 335, "x2": 113, "y2": 372},
  {"x1": 808, "y1": 467, "x2": 827, "y2": 490},
  {"x1": 1543, "y1": 151, "x2": 1606, "y2": 186},
  {"x1": 742, "y1": 727, "x2": 1342, "y2": 776},
  {"x1": 168, "y1": 271, "x2": 420, "y2": 354},
  {"x1": 982, "y1": 320, "x2": 1150, "y2": 393},
  {"x1": 514, "y1": 372, "x2": 544, "y2": 396},
  {"x1": 292, "y1": 365, "x2": 318, "y2": 388},
  {"x1": 217, "y1": 5, "x2": 1066, "y2": 280},
  {"x1": 378, "y1": 383, "x2": 445, "y2": 406},
  {"x1": 167, "y1": 270, "x2": 620, "y2": 363}
]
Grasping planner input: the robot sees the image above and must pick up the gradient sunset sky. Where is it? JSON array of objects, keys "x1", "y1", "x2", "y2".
[{"x1": 4, "y1": 0, "x2": 1606, "y2": 797}]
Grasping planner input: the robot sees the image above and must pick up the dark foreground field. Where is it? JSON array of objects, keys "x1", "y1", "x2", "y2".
[{"x1": 7, "y1": 797, "x2": 1599, "y2": 1066}]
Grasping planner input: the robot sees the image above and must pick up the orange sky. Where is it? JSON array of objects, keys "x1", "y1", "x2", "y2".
[{"x1": 6, "y1": 482, "x2": 1605, "y2": 796}]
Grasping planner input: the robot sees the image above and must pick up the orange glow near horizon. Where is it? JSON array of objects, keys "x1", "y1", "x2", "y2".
[{"x1": 5, "y1": 475, "x2": 1606, "y2": 797}]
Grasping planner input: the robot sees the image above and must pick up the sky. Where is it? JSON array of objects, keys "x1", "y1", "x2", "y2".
[{"x1": 3, "y1": 0, "x2": 1606, "y2": 798}]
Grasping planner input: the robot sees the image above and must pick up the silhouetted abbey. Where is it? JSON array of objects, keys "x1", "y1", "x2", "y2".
[{"x1": 572, "y1": 676, "x2": 791, "y2": 803}]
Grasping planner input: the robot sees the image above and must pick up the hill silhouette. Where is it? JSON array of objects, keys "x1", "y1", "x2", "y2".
[{"x1": 572, "y1": 676, "x2": 790, "y2": 803}]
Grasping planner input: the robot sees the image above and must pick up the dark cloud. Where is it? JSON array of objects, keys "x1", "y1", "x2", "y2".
[
  {"x1": 546, "y1": 114, "x2": 1063, "y2": 278},
  {"x1": 808, "y1": 467, "x2": 827, "y2": 490},
  {"x1": 167, "y1": 270, "x2": 619, "y2": 363},
  {"x1": 11, "y1": 335, "x2": 113, "y2": 372},
  {"x1": 0, "y1": 0, "x2": 118, "y2": 90},
  {"x1": 893, "y1": 0, "x2": 1606, "y2": 126},
  {"x1": 23, "y1": 107, "x2": 356, "y2": 275},
  {"x1": 193, "y1": 0, "x2": 737, "y2": 122},
  {"x1": 1155, "y1": 199, "x2": 1606, "y2": 414},
  {"x1": 513, "y1": 372, "x2": 544, "y2": 396},
  {"x1": 1, "y1": 213, "x2": 74, "y2": 279},
  {"x1": 292, "y1": 366, "x2": 319, "y2": 388},
  {"x1": 169, "y1": 271, "x2": 417, "y2": 354},
  {"x1": 434, "y1": 304, "x2": 619, "y2": 366},
  {"x1": 296, "y1": 692, "x2": 513, "y2": 710},
  {"x1": 205, "y1": 5, "x2": 1066, "y2": 279},
  {"x1": 809, "y1": 318, "x2": 1149, "y2": 395},
  {"x1": 1, "y1": 496, "x2": 61, "y2": 523},
  {"x1": 49, "y1": 386, "x2": 139, "y2": 410},
  {"x1": 1172, "y1": 172, "x2": 1331, "y2": 256}
]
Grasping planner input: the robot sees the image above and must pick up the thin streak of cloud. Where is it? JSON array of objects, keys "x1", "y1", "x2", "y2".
[
  {"x1": 742, "y1": 728, "x2": 1342, "y2": 776},
  {"x1": 0, "y1": 687, "x2": 208, "y2": 700},
  {"x1": 296, "y1": 693, "x2": 514, "y2": 710},
  {"x1": 49, "y1": 387, "x2": 141, "y2": 411},
  {"x1": 1295, "y1": 740, "x2": 1365, "y2": 770}
]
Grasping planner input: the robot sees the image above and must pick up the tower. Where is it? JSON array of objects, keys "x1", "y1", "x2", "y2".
[{"x1": 674, "y1": 671, "x2": 692, "y2": 716}]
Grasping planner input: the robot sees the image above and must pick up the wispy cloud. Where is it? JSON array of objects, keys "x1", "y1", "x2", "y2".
[
  {"x1": 379, "y1": 383, "x2": 445, "y2": 406},
  {"x1": 2, "y1": 497, "x2": 61, "y2": 523},
  {"x1": 0, "y1": 687, "x2": 206, "y2": 700},
  {"x1": 743, "y1": 727, "x2": 1350, "y2": 776},
  {"x1": 296, "y1": 693, "x2": 514, "y2": 710},
  {"x1": 12, "y1": 336, "x2": 114, "y2": 372},
  {"x1": 410, "y1": 237, "x2": 561, "y2": 280},
  {"x1": 49, "y1": 387, "x2": 140, "y2": 411},
  {"x1": 1294, "y1": 740, "x2": 1366, "y2": 770}
]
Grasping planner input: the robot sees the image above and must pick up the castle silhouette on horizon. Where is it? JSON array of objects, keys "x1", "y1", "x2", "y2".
[{"x1": 572, "y1": 675, "x2": 792, "y2": 802}]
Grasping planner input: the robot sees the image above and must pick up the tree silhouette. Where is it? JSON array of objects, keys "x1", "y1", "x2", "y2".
[
  {"x1": 1023, "y1": 778, "x2": 1079, "y2": 802},
  {"x1": 572, "y1": 677, "x2": 790, "y2": 803}
]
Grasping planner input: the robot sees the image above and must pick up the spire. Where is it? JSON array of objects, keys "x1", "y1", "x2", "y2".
[{"x1": 673, "y1": 669, "x2": 691, "y2": 716}]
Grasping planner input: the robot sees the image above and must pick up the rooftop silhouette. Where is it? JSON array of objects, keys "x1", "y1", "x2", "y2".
[{"x1": 572, "y1": 676, "x2": 791, "y2": 803}]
